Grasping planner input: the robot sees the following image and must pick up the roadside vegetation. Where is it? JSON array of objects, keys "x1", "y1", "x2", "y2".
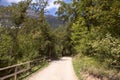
[
  {"x1": 20, "y1": 60, "x2": 48, "y2": 80},
  {"x1": 73, "y1": 55, "x2": 120, "y2": 80},
  {"x1": 0, "y1": 0, "x2": 67, "y2": 79},
  {"x1": 55, "y1": 0, "x2": 120, "y2": 80}
]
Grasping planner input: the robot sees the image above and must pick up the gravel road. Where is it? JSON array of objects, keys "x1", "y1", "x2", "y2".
[{"x1": 26, "y1": 57, "x2": 78, "y2": 80}]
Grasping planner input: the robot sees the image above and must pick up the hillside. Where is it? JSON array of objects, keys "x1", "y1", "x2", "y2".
[
  {"x1": 46, "y1": 15, "x2": 64, "y2": 28},
  {"x1": 0, "y1": 8, "x2": 64, "y2": 28},
  {"x1": 27, "y1": 10, "x2": 64, "y2": 28}
]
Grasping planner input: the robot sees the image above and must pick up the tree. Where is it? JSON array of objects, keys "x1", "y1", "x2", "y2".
[
  {"x1": 55, "y1": 0, "x2": 79, "y2": 56},
  {"x1": 8, "y1": 0, "x2": 31, "y2": 62},
  {"x1": 71, "y1": 0, "x2": 120, "y2": 69},
  {"x1": 55, "y1": 0, "x2": 78, "y2": 23}
]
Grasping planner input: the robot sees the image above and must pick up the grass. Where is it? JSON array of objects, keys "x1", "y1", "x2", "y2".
[
  {"x1": 19, "y1": 60, "x2": 49, "y2": 80},
  {"x1": 73, "y1": 54, "x2": 120, "y2": 80},
  {"x1": 73, "y1": 55, "x2": 83, "y2": 80}
]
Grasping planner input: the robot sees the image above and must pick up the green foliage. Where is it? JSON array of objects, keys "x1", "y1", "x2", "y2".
[
  {"x1": 71, "y1": 17, "x2": 89, "y2": 54},
  {"x1": 73, "y1": 55, "x2": 120, "y2": 80},
  {"x1": 71, "y1": 19, "x2": 120, "y2": 67},
  {"x1": 70, "y1": 0, "x2": 120, "y2": 69},
  {"x1": 0, "y1": 0, "x2": 120, "y2": 79},
  {"x1": 55, "y1": 0, "x2": 79, "y2": 23},
  {"x1": 0, "y1": 0, "x2": 62, "y2": 69},
  {"x1": 0, "y1": 33, "x2": 12, "y2": 60},
  {"x1": 90, "y1": 34, "x2": 120, "y2": 66},
  {"x1": 8, "y1": 1, "x2": 30, "y2": 27},
  {"x1": 18, "y1": 33, "x2": 39, "y2": 61},
  {"x1": 0, "y1": 27, "x2": 13, "y2": 67}
]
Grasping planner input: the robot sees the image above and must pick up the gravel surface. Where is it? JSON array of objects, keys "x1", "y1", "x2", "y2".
[{"x1": 26, "y1": 57, "x2": 78, "y2": 80}]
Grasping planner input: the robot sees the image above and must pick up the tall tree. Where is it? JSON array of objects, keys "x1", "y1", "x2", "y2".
[
  {"x1": 0, "y1": 0, "x2": 32, "y2": 63},
  {"x1": 55, "y1": 0, "x2": 77, "y2": 55}
]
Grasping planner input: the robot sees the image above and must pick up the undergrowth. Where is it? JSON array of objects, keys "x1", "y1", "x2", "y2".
[
  {"x1": 19, "y1": 60, "x2": 49, "y2": 80},
  {"x1": 73, "y1": 54, "x2": 120, "y2": 80}
]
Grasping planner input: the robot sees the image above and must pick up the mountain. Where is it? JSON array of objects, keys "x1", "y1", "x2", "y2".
[
  {"x1": 27, "y1": 10, "x2": 64, "y2": 28},
  {"x1": 46, "y1": 15, "x2": 64, "y2": 28},
  {"x1": 0, "y1": 8, "x2": 64, "y2": 28}
]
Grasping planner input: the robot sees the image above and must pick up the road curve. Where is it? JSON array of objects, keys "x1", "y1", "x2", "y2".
[{"x1": 26, "y1": 57, "x2": 78, "y2": 80}]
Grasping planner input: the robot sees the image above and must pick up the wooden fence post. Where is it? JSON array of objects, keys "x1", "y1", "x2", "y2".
[
  {"x1": 14, "y1": 66, "x2": 18, "y2": 80},
  {"x1": 29, "y1": 62, "x2": 32, "y2": 74},
  {"x1": 0, "y1": 59, "x2": 40, "y2": 80}
]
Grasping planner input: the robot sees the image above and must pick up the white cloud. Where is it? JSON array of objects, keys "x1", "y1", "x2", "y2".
[
  {"x1": 5, "y1": 0, "x2": 61, "y2": 9},
  {"x1": 5, "y1": 0, "x2": 36, "y2": 3},
  {"x1": 6, "y1": 0, "x2": 22, "y2": 3},
  {"x1": 46, "y1": 0, "x2": 61, "y2": 10}
]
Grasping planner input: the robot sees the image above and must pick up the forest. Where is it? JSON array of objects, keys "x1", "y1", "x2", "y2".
[{"x1": 0, "y1": 0, "x2": 120, "y2": 80}]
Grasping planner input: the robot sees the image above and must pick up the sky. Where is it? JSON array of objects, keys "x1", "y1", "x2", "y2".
[{"x1": 0, "y1": 0, "x2": 71, "y2": 16}]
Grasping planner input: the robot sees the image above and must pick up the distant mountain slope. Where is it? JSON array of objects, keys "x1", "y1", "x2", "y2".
[
  {"x1": 0, "y1": 8, "x2": 64, "y2": 28},
  {"x1": 46, "y1": 15, "x2": 64, "y2": 28},
  {"x1": 27, "y1": 10, "x2": 64, "y2": 28}
]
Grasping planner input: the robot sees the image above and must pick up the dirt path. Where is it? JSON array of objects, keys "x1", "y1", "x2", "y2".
[{"x1": 26, "y1": 57, "x2": 78, "y2": 80}]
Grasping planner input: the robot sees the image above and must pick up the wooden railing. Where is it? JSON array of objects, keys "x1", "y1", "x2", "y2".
[{"x1": 0, "y1": 59, "x2": 41, "y2": 80}]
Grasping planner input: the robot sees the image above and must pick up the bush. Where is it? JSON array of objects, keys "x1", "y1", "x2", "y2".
[
  {"x1": 71, "y1": 18, "x2": 120, "y2": 68},
  {"x1": 90, "y1": 33, "x2": 120, "y2": 67},
  {"x1": 0, "y1": 27, "x2": 13, "y2": 67}
]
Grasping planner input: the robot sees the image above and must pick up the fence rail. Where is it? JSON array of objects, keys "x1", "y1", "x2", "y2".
[{"x1": 0, "y1": 59, "x2": 41, "y2": 80}]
